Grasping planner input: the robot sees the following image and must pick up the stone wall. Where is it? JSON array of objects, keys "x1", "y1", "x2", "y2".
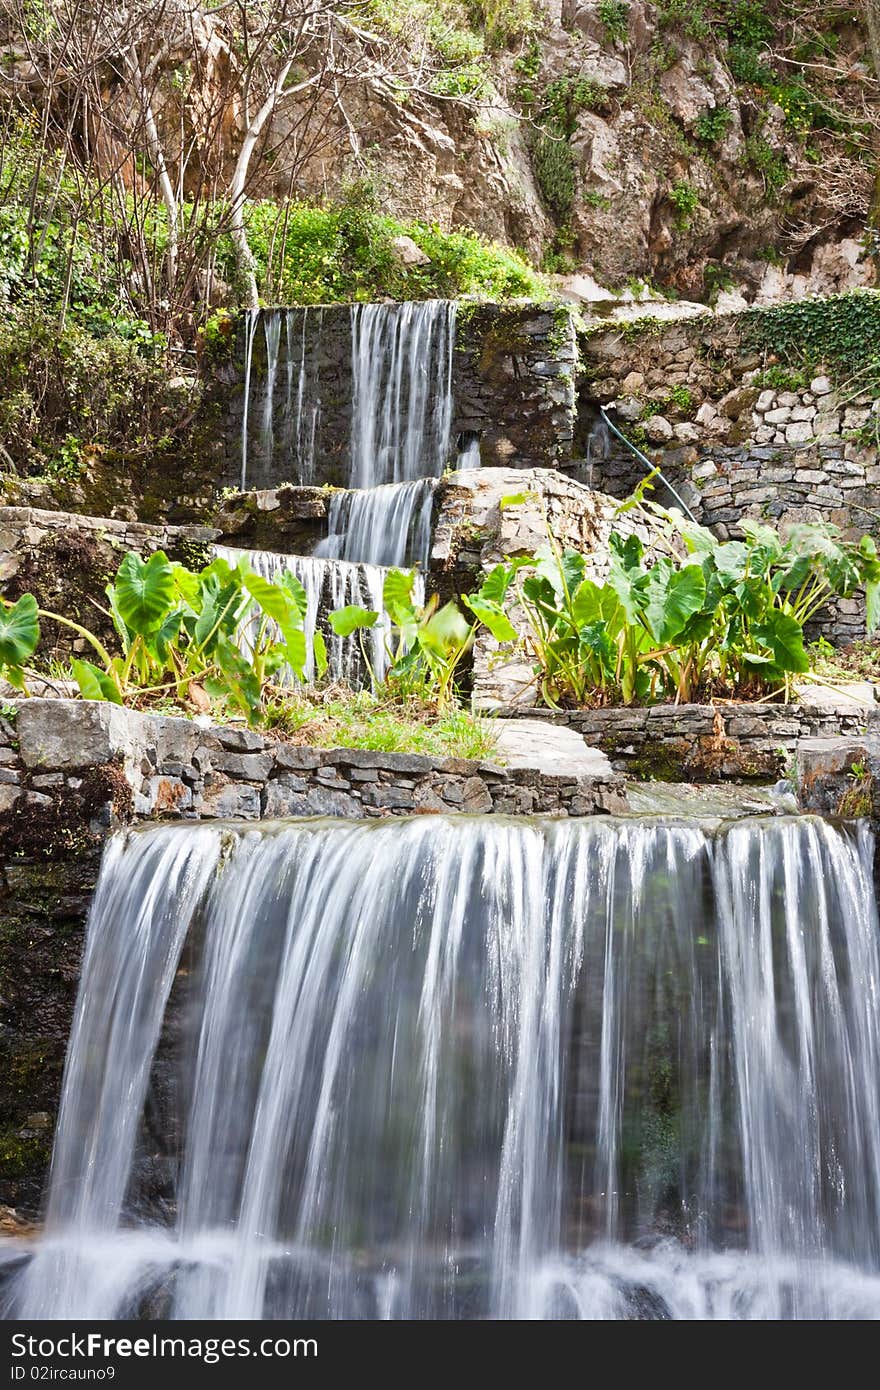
[
  {"x1": 0, "y1": 507, "x2": 220, "y2": 660},
  {"x1": 498, "y1": 701, "x2": 880, "y2": 782},
  {"x1": 206, "y1": 302, "x2": 578, "y2": 490},
  {"x1": 577, "y1": 310, "x2": 880, "y2": 643},
  {"x1": 3, "y1": 699, "x2": 627, "y2": 824}
]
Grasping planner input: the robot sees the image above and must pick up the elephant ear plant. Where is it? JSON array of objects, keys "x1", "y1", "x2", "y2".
[
  {"x1": 330, "y1": 564, "x2": 519, "y2": 710},
  {"x1": 0, "y1": 548, "x2": 323, "y2": 725},
  {"x1": 488, "y1": 499, "x2": 880, "y2": 708}
]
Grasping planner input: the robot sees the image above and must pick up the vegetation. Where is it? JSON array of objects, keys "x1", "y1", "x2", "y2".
[
  {"x1": 484, "y1": 492, "x2": 880, "y2": 708},
  {"x1": 742, "y1": 290, "x2": 880, "y2": 397},
  {"x1": 264, "y1": 690, "x2": 497, "y2": 759}
]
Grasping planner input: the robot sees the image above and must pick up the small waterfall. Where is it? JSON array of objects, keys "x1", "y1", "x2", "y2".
[
  {"x1": 349, "y1": 300, "x2": 457, "y2": 489},
  {"x1": 314, "y1": 479, "x2": 436, "y2": 569},
  {"x1": 239, "y1": 310, "x2": 260, "y2": 490},
  {"x1": 9, "y1": 815, "x2": 880, "y2": 1321},
  {"x1": 456, "y1": 432, "x2": 481, "y2": 470},
  {"x1": 239, "y1": 309, "x2": 324, "y2": 490},
  {"x1": 215, "y1": 544, "x2": 424, "y2": 687}
]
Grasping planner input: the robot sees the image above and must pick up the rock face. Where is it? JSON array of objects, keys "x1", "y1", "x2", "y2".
[{"x1": 3, "y1": 2, "x2": 870, "y2": 299}]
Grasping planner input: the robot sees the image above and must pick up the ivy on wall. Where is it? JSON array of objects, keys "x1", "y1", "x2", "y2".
[{"x1": 741, "y1": 290, "x2": 880, "y2": 387}]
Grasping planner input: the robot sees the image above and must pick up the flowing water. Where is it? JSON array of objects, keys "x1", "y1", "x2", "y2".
[
  {"x1": 5, "y1": 813, "x2": 880, "y2": 1321},
  {"x1": 238, "y1": 302, "x2": 456, "y2": 497},
  {"x1": 314, "y1": 479, "x2": 436, "y2": 569},
  {"x1": 214, "y1": 545, "x2": 424, "y2": 686},
  {"x1": 349, "y1": 301, "x2": 456, "y2": 490}
]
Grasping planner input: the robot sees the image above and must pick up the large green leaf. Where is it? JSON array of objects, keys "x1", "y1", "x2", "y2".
[
  {"x1": 243, "y1": 571, "x2": 292, "y2": 626},
  {"x1": 753, "y1": 610, "x2": 810, "y2": 673},
  {"x1": 71, "y1": 659, "x2": 123, "y2": 704},
  {"x1": 113, "y1": 551, "x2": 176, "y2": 635},
  {"x1": 280, "y1": 629, "x2": 308, "y2": 676},
  {"x1": 477, "y1": 564, "x2": 516, "y2": 606},
  {"x1": 571, "y1": 578, "x2": 603, "y2": 629},
  {"x1": 0, "y1": 594, "x2": 39, "y2": 669},
  {"x1": 645, "y1": 562, "x2": 706, "y2": 643},
  {"x1": 281, "y1": 570, "x2": 308, "y2": 619},
  {"x1": 462, "y1": 595, "x2": 518, "y2": 643},
  {"x1": 535, "y1": 546, "x2": 585, "y2": 600},
  {"x1": 419, "y1": 602, "x2": 471, "y2": 657},
  {"x1": 383, "y1": 568, "x2": 417, "y2": 619},
  {"x1": 330, "y1": 605, "x2": 379, "y2": 637}
]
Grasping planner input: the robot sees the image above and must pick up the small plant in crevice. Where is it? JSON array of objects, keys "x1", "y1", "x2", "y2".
[
  {"x1": 669, "y1": 181, "x2": 700, "y2": 229},
  {"x1": 598, "y1": 0, "x2": 629, "y2": 46},
  {"x1": 694, "y1": 106, "x2": 733, "y2": 145}
]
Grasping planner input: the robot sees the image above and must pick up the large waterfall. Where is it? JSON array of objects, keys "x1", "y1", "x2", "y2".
[{"x1": 6, "y1": 813, "x2": 880, "y2": 1321}]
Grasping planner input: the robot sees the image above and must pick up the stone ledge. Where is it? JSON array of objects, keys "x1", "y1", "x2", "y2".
[
  {"x1": 496, "y1": 701, "x2": 880, "y2": 782},
  {"x1": 3, "y1": 700, "x2": 628, "y2": 837}
]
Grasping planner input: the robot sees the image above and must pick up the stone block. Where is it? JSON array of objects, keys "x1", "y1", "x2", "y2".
[
  {"x1": 17, "y1": 699, "x2": 144, "y2": 771},
  {"x1": 200, "y1": 781, "x2": 261, "y2": 820}
]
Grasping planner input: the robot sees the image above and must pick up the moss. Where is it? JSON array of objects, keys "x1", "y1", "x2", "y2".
[{"x1": 0, "y1": 1125, "x2": 51, "y2": 1181}]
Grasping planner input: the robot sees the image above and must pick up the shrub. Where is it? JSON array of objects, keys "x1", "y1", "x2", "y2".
[
  {"x1": 694, "y1": 107, "x2": 733, "y2": 145},
  {"x1": 531, "y1": 132, "x2": 577, "y2": 222},
  {"x1": 598, "y1": 0, "x2": 630, "y2": 45},
  {"x1": 669, "y1": 181, "x2": 700, "y2": 228}
]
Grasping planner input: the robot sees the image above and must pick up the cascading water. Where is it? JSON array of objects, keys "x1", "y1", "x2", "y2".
[
  {"x1": 314, "y1": 479, "x2": 436, "y2": 569},
  {"x1": 239, "y1": 309, "x2": 324, "y2": 490},
  {"x1": 6, "y1": 813, "x2": 880, "y2": 1321},
  {"x1": 215, "y1": 544, "x2": 424, "y2": 686},
  {"x1": 238, "y1": 302, "x2": 456, "y2": 499},
  {"x1": 349, "y1": 300, "x2": 456, "y2": 489}
]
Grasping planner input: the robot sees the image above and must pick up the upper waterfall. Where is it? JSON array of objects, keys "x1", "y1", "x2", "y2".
[
  {"x1": 7, "y1": 813, "x2": 880, "y2": 1321},
  {"x1": 238, "y1": 302, "x2": 457, "y2": 495}
]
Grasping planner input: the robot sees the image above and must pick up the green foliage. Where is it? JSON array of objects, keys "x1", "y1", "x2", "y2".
[
  {"x1": 669, "y1": 181, "x2": 700, "y2": 229},
  {"x1": 742, "y1": 290, "x2": 880, "y2": 390},
  {"x1": 658, "y1": 0, "x2": 712, "y2": 42},
  {"x1": 694, "y1": 106, "x2": 733, "y2": 145},
  {"x1": 0, "y1": 308, "x2": 182, "y2": 477},
  {"x1": 727, "y1": 42, "x2": 772, "y2": 84},
  {"x1": 330, "y1": 564, "x2": 518, "y2": 710},
  {"x1": 531, "y1": 132, "x2": 576, "y2": 222},
  {"x1": 752, "y1": 364, "x2": 808, "y2": 392},
  {"x1": 744, "y1": 137, "x2": 788, "y2": 192},
  {"x1": 197, "y1": 310, "x2": 235, "y2": 361},
  {"x1": 0, "y1": 595, "x2": 40, "y2": 690},
  {"x1": 541, "y1": 76, "x2": 606, "y2": 133},
  {"x1": 477, "y1": 0, "x2": 539, "y2": 46},
  {"x1": 228, "y1": 197, "x2": 545, "y2": 305},
  {"x1": 598, "y1": 0, "x2": 630, "y2": 45},
  {"x1": 491, "y1": 499, "x2": 880, "y2": 708},
  {"x1": 263, "y1": 690, "x2": 497, "y2": 760}
]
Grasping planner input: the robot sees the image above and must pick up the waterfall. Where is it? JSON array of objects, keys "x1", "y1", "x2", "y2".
[
  {"x1": 239, "y1": 309, "x2": 324, "y2": 490},
  {"x1": 314, "y1": 479, "x2": 436, "y2": 569},
  {"x1": 215, "y1": 544, "x2": 424, "y2": 686},
  {"x1": 8, "y1": 814, "x2": 880, "y2": 1321},
  {"x1": 237, "y1": 302, "x2": 456, "y2": 498},
  {"x1": 349, "y1": 300, "x2": 457, "y2": 489}
]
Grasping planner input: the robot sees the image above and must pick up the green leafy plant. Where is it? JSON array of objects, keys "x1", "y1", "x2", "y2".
[
  {"x1": 330, "y1": 565, "x2": 517, "y2": 710},
  {"x1": 669, "y1": 181, "x2": 700, "y2": 229},
  {"x1": 0, "y1": 548, "x2": 322, "y2": 724},
  {"x1": 694, "y1": 107, "x2": 733, "y2": 145},
  {"x1": 598, "y1": 0, "x2": 629, "y2": 45},
  {"x1": 486, "y1": 497, "x2": 880, "y2": 709}
]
